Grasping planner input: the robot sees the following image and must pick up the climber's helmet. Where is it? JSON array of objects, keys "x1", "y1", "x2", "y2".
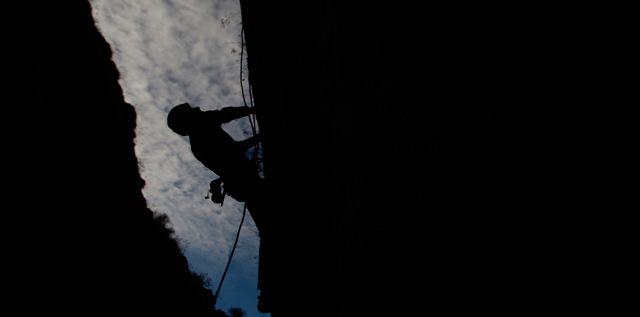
[{"x1": 167, "y1": 103, "x2": 195, "y2": 136}]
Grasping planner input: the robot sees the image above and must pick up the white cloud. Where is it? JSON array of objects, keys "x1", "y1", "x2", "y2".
[{"x1": 90, "y1": 0, "x2": 264, "y2": 314}]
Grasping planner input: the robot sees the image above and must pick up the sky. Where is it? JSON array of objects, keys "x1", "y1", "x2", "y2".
[{"x1": 89, "y1": 0, "x2": 267, "y2": 315}]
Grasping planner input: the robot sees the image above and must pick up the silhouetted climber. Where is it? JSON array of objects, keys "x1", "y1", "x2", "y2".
[
  {"x1": 168, "y1": 103, "x2": 261, "y2": 200},
  {"x1": 167, "y1": 102, "x2": 274, "y2": 313}
]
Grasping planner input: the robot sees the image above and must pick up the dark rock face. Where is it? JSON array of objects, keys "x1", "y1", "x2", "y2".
[
  {"x1": 5, "y1": 1, "x2": 219, "y2": 316},
  {"x1": 240, "y1": 1, "x2": 637, "y2": 316}
]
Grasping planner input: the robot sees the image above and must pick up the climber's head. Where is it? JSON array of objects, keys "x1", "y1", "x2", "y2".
[{"x1": 167, "y1": 103, "x2": 196, "y2": 136}]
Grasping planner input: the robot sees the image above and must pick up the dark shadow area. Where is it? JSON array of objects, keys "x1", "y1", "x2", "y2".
[
  {"x1": 239, "y1": 1, "x2": 638, "y2": 316},
  {"x1": 4, "y1": 2, "x2": 225, "y2": 316},
  {"x1": 4, "y1": 1, "x2": 637, "y2": 316}
]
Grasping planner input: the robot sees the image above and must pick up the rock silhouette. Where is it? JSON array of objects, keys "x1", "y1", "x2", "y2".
[
  {"x1": 5, "y1": 1, "x2": 223, "y2": 316},
  {"x1": 239, "y1": 0, "x2": 637, "y2": 316}
]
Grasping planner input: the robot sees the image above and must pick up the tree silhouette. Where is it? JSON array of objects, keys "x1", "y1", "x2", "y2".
[{"x1": 228, "y1": 307, "x2": 246, "y2": 317}]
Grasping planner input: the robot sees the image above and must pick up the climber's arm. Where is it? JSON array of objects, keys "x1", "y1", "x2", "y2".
[{"x1": 216, "y1": 106, "x2": 254, "y2": 123}]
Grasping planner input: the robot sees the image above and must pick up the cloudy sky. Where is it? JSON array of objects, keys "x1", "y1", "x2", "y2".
[{"x1": 90, "y1": 0, "x2": 266, "y2": 315}]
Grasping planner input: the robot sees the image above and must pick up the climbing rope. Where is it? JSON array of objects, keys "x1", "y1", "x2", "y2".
[
  {"x1": 213, "y1": 25, "x2": 260, "y2": 304},
  {"x1": 240, "y1": 26, "x2": 261, "y2": 169},
  {"x1": 214, "y1": 202, "x2": 247, "y2": 301}
]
